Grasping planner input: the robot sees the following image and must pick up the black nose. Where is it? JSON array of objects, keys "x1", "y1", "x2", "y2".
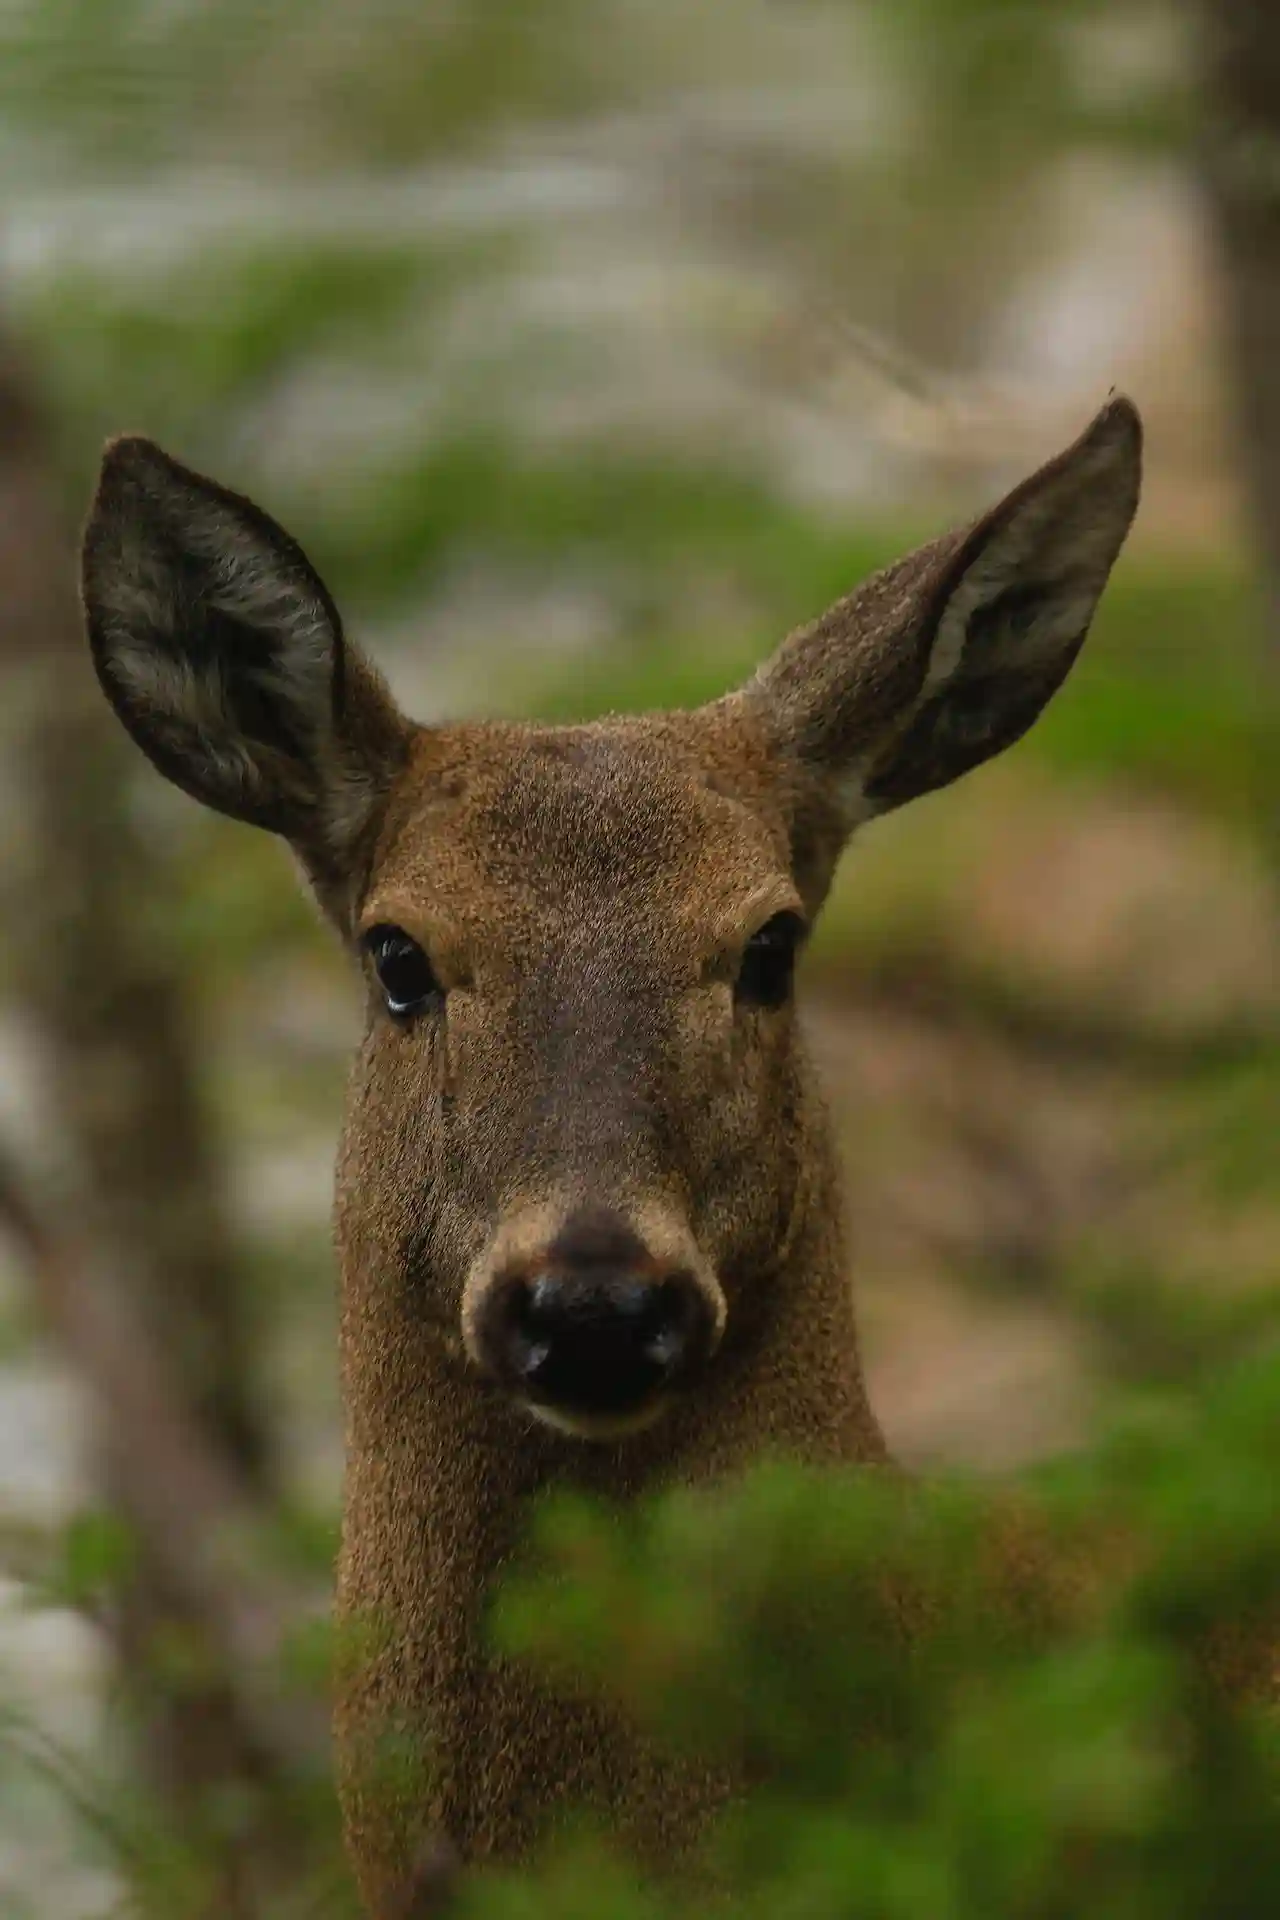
[{"x1": 502, "y1": 1271, "x2": 702, "y2": 1418}]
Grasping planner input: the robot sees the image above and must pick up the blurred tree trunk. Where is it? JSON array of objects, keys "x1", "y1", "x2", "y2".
[
  {"x1": 1202, "y1": 0, "x2": 1280, "y2": 672},
  {"x1": 0, "y1": 322, "x2": 293, "y2": 1912}
]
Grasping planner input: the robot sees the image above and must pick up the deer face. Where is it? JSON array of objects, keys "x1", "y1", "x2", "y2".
[
  {"x1": 81, "y1": 401, "x2": 1141, "y2": 1437},
  {"x1": 335, "y1": 717, "x2": 813, "y2": 1435}
]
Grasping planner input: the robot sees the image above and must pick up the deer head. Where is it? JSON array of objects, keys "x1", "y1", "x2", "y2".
[{"x1": 81, "y1": 400, "x2": 1141, "y2": 1451}]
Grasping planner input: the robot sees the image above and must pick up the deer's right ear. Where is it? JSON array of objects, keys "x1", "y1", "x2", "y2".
[{"x1": 82, "y1": 436, "x2": 411, "y2": 864}]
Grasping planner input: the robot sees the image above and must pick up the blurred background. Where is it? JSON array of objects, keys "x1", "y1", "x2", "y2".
[{"x1": 0, "y1": 0, "x2": 1276, "y2": 1913}]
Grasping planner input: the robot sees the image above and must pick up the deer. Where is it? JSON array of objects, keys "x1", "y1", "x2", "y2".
[{"x1": 79, "y1": 395, "x2": 1142, "y2": 1915}]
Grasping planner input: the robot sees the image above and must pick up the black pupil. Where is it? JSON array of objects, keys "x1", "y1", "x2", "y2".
[
  {"x1": 367, "y1": 926, "x2": 438, "y2": 1013},
  {"x1": 736, "y1": 912, "x2": 804, "y2": 1008}
]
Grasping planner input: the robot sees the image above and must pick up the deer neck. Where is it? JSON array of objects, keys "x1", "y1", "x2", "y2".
[{"x1": 333, "y1": 1132, "x2": 887, "y2": 1896}]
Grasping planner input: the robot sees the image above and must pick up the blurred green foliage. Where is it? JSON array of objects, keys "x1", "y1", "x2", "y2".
[
  {"x1": 464, "y1": 1349, "x2": 1280, "y2": 1918},
  {"x1": 0, "y1": 0, "x2": 602, "y2": 173}
]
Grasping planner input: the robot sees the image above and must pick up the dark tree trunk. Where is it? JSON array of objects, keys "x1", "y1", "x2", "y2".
[
  {"x1": 1201, "y1": 0, "x2": 1280, "y2": 670},
  {"x1": 0, "y1": 323, "x2": 301, "y2": 1913}
]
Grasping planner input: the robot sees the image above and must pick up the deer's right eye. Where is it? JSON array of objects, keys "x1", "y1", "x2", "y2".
[{"x1": 364, "y1": 925, "x2": 441, "y2": 1018}]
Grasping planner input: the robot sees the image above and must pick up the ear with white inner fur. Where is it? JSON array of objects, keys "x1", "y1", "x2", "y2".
[
  {"x1": 81, "y1": 435, "x2": 410, "y2": 874},
  {"x1": 744, "y1": 396, "x2": 1142, "y2": 825}
]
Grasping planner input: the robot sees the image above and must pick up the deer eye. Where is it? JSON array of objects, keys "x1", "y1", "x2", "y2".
[
  {"x1": 364, "y1": 924, "x2": 441, "y2": 1018},
  {"x1": 735, "y1": 911, "x2": 805, "y2": 1009}
]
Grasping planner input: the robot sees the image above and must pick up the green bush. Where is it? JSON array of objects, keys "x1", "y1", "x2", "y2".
[{"x1": 465, "y1": 1348, "x2": 1280, "y2": 1919}]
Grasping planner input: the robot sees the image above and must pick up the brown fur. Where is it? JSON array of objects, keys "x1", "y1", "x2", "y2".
[{"x1": 80, "y1": 399, "x2": 1143, "y2": 1914}]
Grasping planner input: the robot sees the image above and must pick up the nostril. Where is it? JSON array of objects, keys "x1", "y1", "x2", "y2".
[
  {"x1": 508, "y1": 1275, "x2": 561, "y2": 1371},
  {"x1": 622, "y1": 1278, "x2": 691, "y2": 1364},
  {"x1": 519, "y1": 1274, "x2": 562, "y2": 1330},
  {"x1": 642, "y1": 1280, "x2": 693, "y2": 1367}
]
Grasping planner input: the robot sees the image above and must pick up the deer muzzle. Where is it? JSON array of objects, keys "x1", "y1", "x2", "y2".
[{"x1": 463, "y1": 1204, "x2": 724, "y2": 1437}]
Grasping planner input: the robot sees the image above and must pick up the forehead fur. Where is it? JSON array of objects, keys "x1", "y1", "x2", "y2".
[{"x1": 361, "y1": 710, "x2": 797, "y2": 944}]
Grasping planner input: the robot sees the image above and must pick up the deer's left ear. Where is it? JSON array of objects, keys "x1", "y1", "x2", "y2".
[{"x1": 743, "y1": 396, "x2": 1142, "y2": 824}]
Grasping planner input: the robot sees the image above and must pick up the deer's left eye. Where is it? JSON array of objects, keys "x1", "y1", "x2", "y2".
[
  {"x1": 735, "y1": 912, "x2": 805, "y2": 1009},
  {"x1": 364, "y1": 925, "x2": 441, "y2": 1018}
]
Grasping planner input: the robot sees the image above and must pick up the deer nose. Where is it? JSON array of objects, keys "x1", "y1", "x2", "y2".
[{"x1": 501, "y1": 1269, "x2": 705, "y2": 1419}]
